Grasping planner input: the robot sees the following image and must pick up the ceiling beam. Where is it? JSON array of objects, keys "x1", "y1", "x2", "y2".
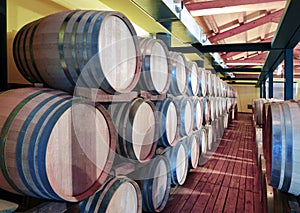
[
  {"x1": 227, "y1": 82, "x2": 257, "y2": 85},
  {"x1": 208, "y1": 9, "x2": 283, "y2": 43},
  {"x1": 234, "y1": 74, "x2": 260, "y2": 78},
  {"x1": 221, "y1": 77, "x2": 258, "y2": 81},
  {"x1": 185, "y1": 0, "x2": 285, "y2": 10},
  {"x1": 217, "y1": 68, "x2": 262, "y2": 73},
  {"x1": 191, "y1": 42, "x2": 271, "y2": 53},
  {"x1": 259, "y1": 0, "x2": 300, "y2": 81},
  {"x1": 226, "y1": 58, "x2": 300, "y2": 66},
  {"x1": 186, "y1": 0, "x2": 286, "y2": 16},
  {"x1": 245, "y1": 52, "x2": 268, "y2": 60},
  {"x1": 217, "y1": 10, "x2": 269, "y2": 32},
  {"x1": 222, "y1": 51, "x2": 268, "y2": 60},
  {"x1": 248, "y1": 33, "x2": 274, "y2": 43},
  {"x1": 225, "y1": 59, "x2": 265, "y2": 65},
  {"x1": 205, "y1": 15, "x2": 219, "y2": 34}
]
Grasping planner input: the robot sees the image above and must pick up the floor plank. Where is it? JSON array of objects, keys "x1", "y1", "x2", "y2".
[{"x1": 164, "y1": 113, "x2": 264, "y2": 213}]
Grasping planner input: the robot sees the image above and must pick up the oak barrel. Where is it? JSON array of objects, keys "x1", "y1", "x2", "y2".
[
  {"x1": 129, "y1": 155, "x2": 171, "y2": 212},
  {"x1": 79, "y1": 176, "x2": 142, "y2": 212},
  {"x1": 211, "y1": 74, "x2": 218, "y2": 97},
  {"x1": 198, "y1": 128, "x2": 208, "y2": 166},
  {"x1": 13, "y1": 10, "x2": 141, "y2": 94},
  {"x1": 206, "y1": 70, "x2": 213, "y2": 96},
  {"x1": 202, "y1": 97, "x2": 211, "y2": 125},
  {"x1": 0, "y1": 88, "x2": 116, "y2": 201},
  {"x1": 155, "y1": 98, "x2": 178, "y2": 147},
  {"x1": 206, "y1": 124, "x2": 213, "y2": 151},
  {"x1": 253, "y1": 98, "x2": 267, "y2": 125},
  {"x1": 186, "y1": 61, "x2": 199, "y2": 96},
  {"x1": 136, "y1": 37, "x2": 171, "y2": 95},
  {"x1": 173, "y1": 97, "x2": 193, "y2": 137},
  {"x1": 186, "y1": 135, "x2": 200, "y2": 169},
  {"x1": 192, "y1": 97, "x2": 203, "y2": 131},
  {"x1": 198, "y1": 68, "x2": 207, "y2": 97},
  {"x1": 164, "y1": 141, "x2": 188, "y2": 186},
  {"x1": 167, "y1": 52, "x2": 188, "y2": 96},
  {"x1": 107, "y1": 98, "x2": 157, "y2": 163},
  {"x1": 265, "y1": 101, "x2": 300, "y2": 196}
]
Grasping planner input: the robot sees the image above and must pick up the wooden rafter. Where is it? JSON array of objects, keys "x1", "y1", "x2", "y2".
[
  {"x1": 225, "y1": 59, "x2": 265, "y2": 65},
  {"x1": 248, "y1": 32, "x2": 275, "y2": 42},
  {"x1": 209, "y1": 9, "x2": 283, "y2": 43},
  {"x1": 217, "y1": 10, "x2": 268, "y2": 33},
  {"x1": 184, "y1": 0, "x2": 285, "y2": 10},
  {"x1": 226, "y1": 59, "x2": 300, "y2": 66},
  {"x1": 206, "y1": 15, "x2": 219, "y2": 34},
  {"x1": 194, "y1": 16, "x2": 212, "y2": 36},
  {"x1": 185, "y1": 0, "x2": 286, "y2": 16}
]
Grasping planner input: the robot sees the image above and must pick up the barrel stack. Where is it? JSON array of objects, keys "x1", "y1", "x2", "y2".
[
  {"x1": 4, "y1": 10, "x2": 238, "y2": 212},
  {"x1": 253, "y1": 99, "x2": 300, "y2": 197}
]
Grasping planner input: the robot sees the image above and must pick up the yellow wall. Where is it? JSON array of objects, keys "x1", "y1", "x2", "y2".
[
  {"x1": 232, "y1": 85, "x2": 260, "y2": 113},
  {"x1": 7, "y1": 0, "x2": 150, "y2": 85},
  {"x1": 7, "y1": 0, "x2": 70, "y2": 84}
]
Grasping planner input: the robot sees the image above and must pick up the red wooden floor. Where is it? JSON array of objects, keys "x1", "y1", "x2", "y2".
[{"x1": 164, "y1": 113, "x2": 264, "y2": 213}]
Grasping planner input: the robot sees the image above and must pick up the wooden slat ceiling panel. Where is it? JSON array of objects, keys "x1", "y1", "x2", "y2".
[{"x1": 184, "y1": 0, "x2": 298, "y2": 83}]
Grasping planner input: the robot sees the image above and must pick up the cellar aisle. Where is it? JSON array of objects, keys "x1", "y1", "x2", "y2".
[{"x1": 164, "y1": 113, "x2": 264, "y2": 213}]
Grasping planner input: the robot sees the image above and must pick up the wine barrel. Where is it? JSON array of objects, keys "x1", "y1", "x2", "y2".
[
  {"x1": 223, "y1": 113, "x2": 229, "y2": 129},
  {"x1": 208, "y1": 97, "x2": 216, "y2": 122},
  {"x1": 253, "y1": 98, "x2": 267, "y2": 125},
  {"x1": 167, "y1": 52, "x2": 188, "y2": 96},
  {"x1": 0, "y1": 88, "x2": 116, "y2": 201},
  {"x1": 211, "y1": 120, "x2": 218, "y2": 145},
  {"x1": 221, "y1": 97, "x2": 227, "y2": 115},
  {"x1": 226, "y1": 98, "x2": 234, "y2": 112},
  {"x1": 217, "y1": 78, "x2": 222, "y2": 98},
  {"x1": 173, "y1": 97, "x2": 193, "y2": 137},
  {"x1": 13, "y1": 10, "x2": 141, "y2": 94},
  {"x1": 155, "y1": 98, "x2": 179, "y2": 147},
  {"x1": 220, "y1": 80, "x2": 226, "y2": 97},
  {"x1": 198, "y1": 68, "x2": 207, "y2": 97},
  {"x1": 186, "y1": 61, "x2": 199, "y2": 96},
  {"x1": 79, "y1": 176, "x2": 142, "y2": 212},
  {"x1": 202, "y1": 97, "x2": 211, "y2": 125},
  {"x1": 192, "y1": 97, "x2": 203, "y2": 131},
  {"x1": 198, "y1": 128, "x2": 208, "y2": 166},
  {"x1": 199, "y1": 128, "x2": 207, "y2": 155},
  {"x1": 128, "y1": 155, "x2": 171, "y2": 212},
  {"x1": 164, "y1": 141, "x2": 188, "y2": 186},
  {"x1": 206, "y1": 124, "x2": 213, "y2": 151},
  {"x1": 211, "y1": 74, "x2": 218, "y2": 97},
  {"x1": 136, "y1": 37, "x2": 171, "y2": 95},
  {"x1": 107, "y1": 98, "x2": 157, "y2": 163},
  {"x1": 215, "y1": 117, "x2": 224, "y2": 143},
  {"x1": 265, "y1": 101, "x2": 300, "y2": 196},
  {"x1": 186, "y1": 135, "x2": 200, "y2": 169},
  {"x1": 206, "y1": 70, "x2": 213, "y2": 96}
]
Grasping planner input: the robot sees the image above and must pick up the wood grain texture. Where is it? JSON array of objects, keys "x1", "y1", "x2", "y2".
[
  {"x1": 79, "y1": 176, "x2": 142, "y2": 213},
  {"x1": 136, "y1": 37, "x2": 171, "y2": 95},
  {"x1": 13, "y1": 10, "x2": 141, "y2": 94},
  {"x1": 0, "y1": 88, "x2": 116, "y2": 201},
  {"x1": 164, "y1": 113, "x2": 264, "y2": 212},
  {"x1": 167, "y1": 52, "x2": 187, "y2": 96},
  {"x1": 107, "y1": 98, "x2": 157, "y2": 163}
]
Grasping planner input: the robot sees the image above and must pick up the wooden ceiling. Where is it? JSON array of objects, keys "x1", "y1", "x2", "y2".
[{"x1": 183, "y1": 0, "x2": 300, "y2": 81}]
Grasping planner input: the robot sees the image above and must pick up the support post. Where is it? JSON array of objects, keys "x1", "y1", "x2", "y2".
[
  {"x1": 268, "y1": 72, "x2": 273, "y2": 98},
  {"x1": 0, "y1": 0, "x2": 7, "y2": 91},
  {"x1": 284, "y1": 49, "x2": 293, "y2": 100},
  {"x1": 262, "y1": 80, "x2": 266, "y2": 98}
]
